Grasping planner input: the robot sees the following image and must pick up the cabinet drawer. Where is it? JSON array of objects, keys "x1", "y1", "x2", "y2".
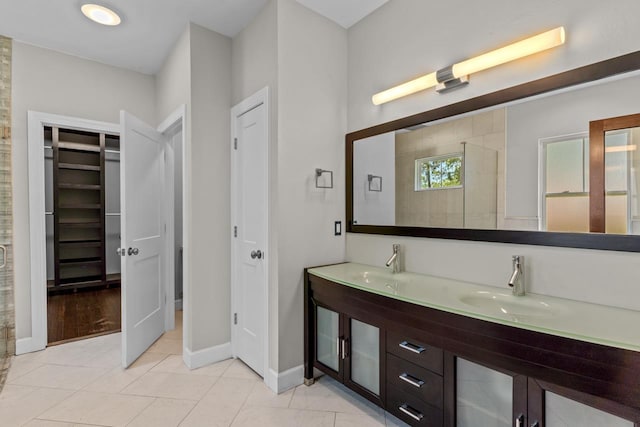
[
  {"x1": 387, "y1": 331, "x2": 443, "y2": 374},
  {"x1": 387, "y1": 384, "x2": 443, "y2": 427},
  {"x1": 387, "y1": 353, "x2": 443, "y2": 408}
]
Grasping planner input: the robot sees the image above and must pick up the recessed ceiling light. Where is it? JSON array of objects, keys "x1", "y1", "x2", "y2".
[{"x1": 81, "y1": 4, "x2": 122, "y2": 26}]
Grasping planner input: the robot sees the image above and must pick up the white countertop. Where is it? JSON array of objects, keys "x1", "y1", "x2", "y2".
[{"x1": 307, "y1": 263, "x2": 640, "y2": 352}]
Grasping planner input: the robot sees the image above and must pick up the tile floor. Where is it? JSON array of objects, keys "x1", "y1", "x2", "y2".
[{"x1": 1, "y1": 312, "x2": 408, "y2": 426}]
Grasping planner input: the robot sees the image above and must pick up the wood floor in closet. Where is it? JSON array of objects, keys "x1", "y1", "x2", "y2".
[{"x1": 47, "y1": 287, "x2": 121, "y2": 345}]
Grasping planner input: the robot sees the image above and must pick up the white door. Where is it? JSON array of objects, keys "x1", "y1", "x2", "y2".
[
  {"x1": 121, "y1": 111, "x2": 166, "y2": 367},
  {"x1": 232, "y1": 93, "x2": 268, "y2": 377}
]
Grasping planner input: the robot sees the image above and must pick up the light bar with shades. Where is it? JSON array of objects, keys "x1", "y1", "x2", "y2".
[{"x1": 372, "y1": 27, "x2": 566, "y2": 106}]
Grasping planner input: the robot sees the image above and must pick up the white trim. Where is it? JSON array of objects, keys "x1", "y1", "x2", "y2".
[
  {"x1": 25, "y1": 111, "x2": 119, "y2": 355},
  {"x1": 265, "y1": 365, "x2": 304, "y2": 394},
  {"x1": 183, "y1": 342, "x2": 232, "y2": 370},
  {"x1": 230, "y1": 87, "x2": 271, "y2": 382}
]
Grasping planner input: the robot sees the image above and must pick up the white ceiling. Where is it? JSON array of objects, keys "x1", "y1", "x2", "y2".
[
  {"x1": 295, "y1": 0, "x2": 388, "y2": 29},
  {"x1": 0, "y1": 0, "x2": 387, "y2": 75}
]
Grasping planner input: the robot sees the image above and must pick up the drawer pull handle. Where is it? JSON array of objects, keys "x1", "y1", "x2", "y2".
[
  {"x1": 399, "y1": 373, "x2": 424, "y2": 388},
  {"x1": 516, "y1": 414, "x2": 524, "y2": 427},
  {"x1": 399, "y1": 403, "x2": 424, "y2": 421},
  {"x1": 399, "y1": 341, "x2": 425, "y2": 354}
]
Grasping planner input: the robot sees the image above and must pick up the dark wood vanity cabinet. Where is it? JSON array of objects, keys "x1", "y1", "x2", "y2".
[{"x1": 304, "y1": 268, "x2": 640, "y2": 427}]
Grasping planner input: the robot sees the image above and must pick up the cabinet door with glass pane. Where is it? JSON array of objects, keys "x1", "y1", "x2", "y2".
[
  {"x1": 314, "y1": 304, "x2": 343, "y2": 381},
  {"x1": 455, "y1": 357, "x2": 526, "y2": 427},
  {"x1": 344, "y1": 315, "x2": 385, "y2": 406}
]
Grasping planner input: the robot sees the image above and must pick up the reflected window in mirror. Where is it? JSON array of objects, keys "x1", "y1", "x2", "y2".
[{"x1": 415, "y1": 154, "x2": 463, "y2": 191}]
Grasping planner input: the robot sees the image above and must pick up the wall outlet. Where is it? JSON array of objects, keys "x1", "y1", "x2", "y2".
[{"x1": 334, "y1": 221, "x2": 342, "y2": 236}]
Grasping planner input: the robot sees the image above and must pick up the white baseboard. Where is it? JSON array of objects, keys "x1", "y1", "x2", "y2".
[
  {"x1": 174, "y1": 299, "x2": 183, "y2": 311},
  {"x1": 15, "y1": 337, "x2": 44, "y2": 356},
  {"x1": 265, "y1": 365, "x2": 304, "y2": 394},
  {"x1": 183, "y1": 342, "x2": 232, "y2": 369}
]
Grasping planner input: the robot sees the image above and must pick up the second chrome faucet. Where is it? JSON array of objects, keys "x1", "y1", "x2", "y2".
[
  {"x1": 508, "y1": 255, "x2": 525, "y2": 296},
  {"x1": 386, "y1": 244, "x2": 401, "y2": 274}
]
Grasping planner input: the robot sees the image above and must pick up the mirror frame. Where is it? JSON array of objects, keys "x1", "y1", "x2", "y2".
[{"x1": 346, "y1": 50, "x2": 640, "y2": 252}]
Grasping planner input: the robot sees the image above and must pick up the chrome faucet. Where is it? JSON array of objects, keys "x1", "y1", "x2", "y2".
[
  {"x1": 508, "y1": 255, "x2": 525, "y2": 296},
  {"x1": 385, "y1": 244, "x2": 401, "y2": 274}
]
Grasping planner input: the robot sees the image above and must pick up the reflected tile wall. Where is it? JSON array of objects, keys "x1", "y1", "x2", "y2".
[{"x1": 0, "y1": 35, "x2": 15, "y2": 392}]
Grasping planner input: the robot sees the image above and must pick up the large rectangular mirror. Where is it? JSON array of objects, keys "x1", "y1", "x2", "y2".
[{"x1": 346, "y1": 51, "x2": 640, "y2": 251}]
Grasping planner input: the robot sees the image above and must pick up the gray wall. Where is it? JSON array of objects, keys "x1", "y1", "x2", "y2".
[
  {"x1": 11, "y1": 41, "x2": 156, "y2": 340},
  {"x1": 346, "y1": 0, "x2": 640, "y2": 313}
]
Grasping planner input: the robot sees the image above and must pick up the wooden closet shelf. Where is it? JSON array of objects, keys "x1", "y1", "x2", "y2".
[
  {"x1": 58, "y1": 222, "x2": 102, "y2": 229},
  {"x1": 59, "y1": 241, "x2": 102, "y2": 248},
  {"x1": 58, "y1": 183, "x2": 102, "y2": 191},
  {"x1": 59, "y1": 259, "x2": 103, "y2": 267},
  {"x1": 57, "y1": 142, "x2": 101, "y2": 153},
  {"x1": 59, "y1": 238, "x2": 101, "y2": 243},
  {"x1": 59, "y1": 204, "x2": 102, "y2": 209},
  {"x1": 59, "y1": 218, "x2": 101, "y2": 224},
  {"x1": 58, "y1": 163, "x2": 101, "y2": 172},
  {"x1": 57, "y1": 278, "x2": 103, "y2": 287}
]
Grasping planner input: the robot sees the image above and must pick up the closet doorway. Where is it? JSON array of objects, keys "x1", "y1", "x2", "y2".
[{"x1": 44, "y1": 126, "x2": 121, "y2": 344}]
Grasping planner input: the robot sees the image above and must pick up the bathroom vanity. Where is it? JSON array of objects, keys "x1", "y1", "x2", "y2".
[{"x1": 304, "y1": 263, "x2": 640, "y2": 426}]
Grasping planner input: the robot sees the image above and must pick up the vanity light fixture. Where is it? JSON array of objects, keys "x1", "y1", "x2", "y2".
[
  {"x1": 372, "y1": 26, "x2": 566, "y2": 105},
  {"x1": 81, "y1": 3, "x2": 122, "y2": 26}
]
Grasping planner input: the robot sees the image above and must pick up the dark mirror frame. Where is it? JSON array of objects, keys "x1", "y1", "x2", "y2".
[{"x1": 346, "y1": 50, "x2": 640, "y2": 252}]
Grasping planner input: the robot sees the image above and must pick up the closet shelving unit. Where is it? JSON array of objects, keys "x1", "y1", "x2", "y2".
[{"x1": 48, "y1": 127, "x2": 120, "y2": 293}]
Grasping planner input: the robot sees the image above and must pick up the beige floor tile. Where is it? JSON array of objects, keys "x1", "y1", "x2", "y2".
[
  {"x1": 83, "y1": 352, "x2": 168, "y2": 393},
  {"x1": 121, "y1": 372, "x2": 217, "y2": 400},
  {"x1": 222, "y1": 359, "x2": 262, "y2": 380},
  {"x1": 11, "y1": 364, "x2": 109, "y2": 390},
  {"x1": 289, "y1": 377, "x2": 383, "y2": 416},
  {"x1": 231, "y1": 406, "x2": 335, "y2": 427},
  {"x1": 24, "y1": 420, "x2": 99, "y2": 426},
  {"x1": 148, "y1": 338, "x2": 183, "y2": 355},
  {"x1": 179, "y1": 377, "x2": 256, "y2": 427},
  {"x1": 6, "y1": 358, "x2": 44, "y2": 383},
  {"x1": 127, "y1": 398, "x2": 197, "y2": 427},
  {"x1": 243, "y1": 381, "x2": 294, "y2": 409},
  {"x1": 151, "y1": 355, "x2": 232, "y2": 377},
  {"x1": 0, "y1": 387, "x2": 74, "y2": 426},
  {"x1": 335, "y1": 412, "x2": 386, "y2": 427},
  {"x1": 0, "y1": 384, "x2": 39, "y2": 401},
  {"x1": 38, "y1": 391, "x2": 154, "y2": 426}
]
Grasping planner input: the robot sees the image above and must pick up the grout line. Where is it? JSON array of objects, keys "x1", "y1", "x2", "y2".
[
  {"x1": 36, "y1": 418, "x2": 111, "y2": 427},
  {"x1": 123, "y1": 396, "x2": 157, "y2": 426}
]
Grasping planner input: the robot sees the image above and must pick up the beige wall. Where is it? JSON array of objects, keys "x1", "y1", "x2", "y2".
[
  {"x1": 346, "y1": 0, "x2": 640, "y2": 312},
  {"x1": 187, "y1": 23, "x2": 232, "y2": 351},
  {"x1": 276, "y1": 0, "x2": 347, "y2": 372},
  {"x1": 11, "y1": 41, "x2": 156, "y2": 340}
]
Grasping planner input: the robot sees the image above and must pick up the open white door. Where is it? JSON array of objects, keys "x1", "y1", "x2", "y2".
[
  {"x1": 232, "y1": 90, "x2": 269, "y2": 377},
  {"x1": 120, "y1": 111, "x2": 166, "y2": 367}
]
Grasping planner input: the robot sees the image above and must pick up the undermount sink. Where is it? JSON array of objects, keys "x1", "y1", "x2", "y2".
[
  {"x1": 352, "y1": 271, "x2": 408, "y2": 285},
  {"x1": 458, "y1": 291, "x2": 561, "y2": 319}
]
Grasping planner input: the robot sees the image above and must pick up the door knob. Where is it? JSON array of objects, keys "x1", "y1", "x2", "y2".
[
  {"x1": 128, "y1": 247, "x2": 139, "y2": 256},
  {"x1": 250, "y1": 250, "x2": 263, "y2": 259}
]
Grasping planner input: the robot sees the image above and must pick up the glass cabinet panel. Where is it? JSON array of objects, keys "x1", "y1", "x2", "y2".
[
  {"x1": 350, "y1": 318, "x2": 380, "y2": 395},
  {"x1": 546, "y1": 392, "x2": 633, "y2": 427},
  {"x1": 316, "y1": 306, "x2": 339, "y2": 371},
  {"x1": 456, "y1": 358, "x2": 512, "y2": 427}
]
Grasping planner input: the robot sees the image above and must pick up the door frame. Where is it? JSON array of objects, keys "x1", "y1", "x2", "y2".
[
  {"x1": 230, "y1": 87, "x2": 271, "y2": 389},
  {"x1": 157, "y1": 104, "x2": 187, "y2": 338},
  {"x1": 23, "y1": 110, "x2": 185, "y2": 355}
]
